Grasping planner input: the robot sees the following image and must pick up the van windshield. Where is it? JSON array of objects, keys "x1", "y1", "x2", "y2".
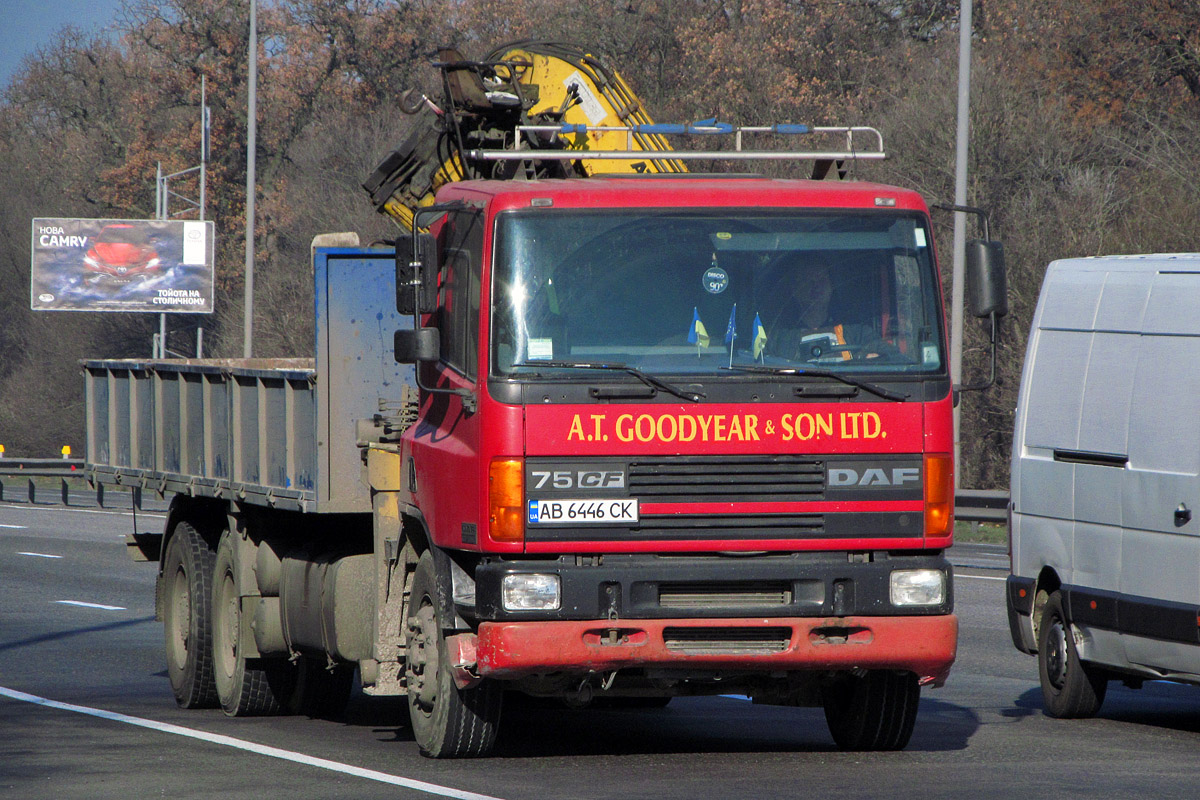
[{"x1": 491, "y1": 209, "x2": 945, "y2": 378}]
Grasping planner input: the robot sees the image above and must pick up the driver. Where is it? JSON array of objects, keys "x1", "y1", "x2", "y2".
[{"x1": 772, "y1": 261, "x2": 859, "y2": 362}]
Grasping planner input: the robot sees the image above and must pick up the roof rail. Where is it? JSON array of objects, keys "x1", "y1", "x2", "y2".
[{"x1": 466, "y1": 123, "x2": 885, "y2": 164}]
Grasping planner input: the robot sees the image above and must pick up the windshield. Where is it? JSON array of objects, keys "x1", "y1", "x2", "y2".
[{"x1": 491, "y1": 209, "x2": 945, "y2": 378}]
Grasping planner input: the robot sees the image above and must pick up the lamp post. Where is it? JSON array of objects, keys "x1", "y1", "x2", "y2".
[
  {"x1": 949, "y1": 0, "x2": 973, "y2": 489},
  {"x1": 243, "y1": 0, "x2": 257, "y2": 358}
]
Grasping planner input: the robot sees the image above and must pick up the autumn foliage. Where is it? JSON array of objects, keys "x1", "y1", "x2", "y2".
[{"x1": 1, "y1": 0, "x2": 1198, "y2": 486}]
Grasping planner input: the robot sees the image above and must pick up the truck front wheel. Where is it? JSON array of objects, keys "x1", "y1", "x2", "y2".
[
  {"x1": 405, "y1": 552, "x2": 502, "y2": 758},
  {"x1": 1037, "y1": 591, "x2": 1106, "y2": 718},
  {"x1": 162, "y1": 521, "x2": 218, "y2": 708},
  {"x1": 212, "y1": 532, "x2": 294, "y2": 716},
  {"x1": 822, "y1": 670, "x2": 920, "y2": 751}
]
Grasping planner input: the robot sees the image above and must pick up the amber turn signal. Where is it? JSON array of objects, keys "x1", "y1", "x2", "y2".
[
  {"x1": 924, "y1": 453, "x2": 954, "y2": 538},
  {"x1": 489, "y1": 458, "x2": 525, "y2": 543}
]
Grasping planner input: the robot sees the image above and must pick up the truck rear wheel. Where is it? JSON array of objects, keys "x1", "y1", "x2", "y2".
[
  {"x1": 1038, "y1": 591, "x2": 1107, "y2": 718},
  {"x1": 162, "y1": 521, "x2": 218, "y2": 709},
  {"x1": 822, "y1": 670, "x2": 920, "y2": 751},
  {"x1": 406, "y1": 552, "x2": 502, "y2": 758},
  {"x1": 213, "y1": 532, "x2": 294, "y2": 716}
]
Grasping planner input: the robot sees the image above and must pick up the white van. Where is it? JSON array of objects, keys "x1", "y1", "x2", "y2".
[{"x1": 1008, "y1": 253, "x2": 1200, "y2": 718}]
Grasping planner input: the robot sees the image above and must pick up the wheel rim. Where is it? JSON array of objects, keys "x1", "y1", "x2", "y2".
[
  {"x1": 167, "y1": 565, "x2": 190, "y2": 667},
  {"x1": 407, "y1": 599, "x2": 440, "y2": 714},
  {"x1": 215, "y1": 568, "x2": 238, "y2": 678},
  {"x1": 1045, "y1": 614, "x2": 1068, "y2": 691}
]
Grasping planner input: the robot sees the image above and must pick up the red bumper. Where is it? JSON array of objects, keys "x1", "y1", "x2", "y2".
[{"x1": 476, "y1": 614, "x2": 957, "y2": 687}]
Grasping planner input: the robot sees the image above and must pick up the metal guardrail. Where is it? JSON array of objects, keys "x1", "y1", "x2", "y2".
[
  {"x1": 3, "y1": 457, "x2": 1014, "y2": 524},
  {"x1": 0, "y1": 458, "x2": 142, "y2": 508},
  {"x1": 955, "y1": 489, "x2": 1008, "y2": 523}
]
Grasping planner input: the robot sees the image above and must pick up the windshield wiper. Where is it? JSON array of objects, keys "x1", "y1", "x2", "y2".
[
  {"x1": 512, "y1": 360, "x2": 704, "y2": 403},
  {"x1": 720, "y1": 364, "x2": 910, "y2": 402}
]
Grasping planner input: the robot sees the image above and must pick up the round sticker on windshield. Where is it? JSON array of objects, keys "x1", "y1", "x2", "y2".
[{"x1": 703, "y1": 266, "x2": 729, "y2": 294}]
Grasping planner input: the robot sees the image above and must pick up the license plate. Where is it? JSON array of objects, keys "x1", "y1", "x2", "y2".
[{"x1": 527, "y1": 499, "x2": 639, "y2": 525}]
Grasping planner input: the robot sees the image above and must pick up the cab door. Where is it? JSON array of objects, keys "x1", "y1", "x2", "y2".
[{"x1": 409, "y1": 209, "x2": 484, "y2": 550}]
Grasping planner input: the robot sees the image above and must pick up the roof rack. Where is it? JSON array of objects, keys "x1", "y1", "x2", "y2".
[{"x1": 465, "y1": 122, "x2": 885, "y2": 164}]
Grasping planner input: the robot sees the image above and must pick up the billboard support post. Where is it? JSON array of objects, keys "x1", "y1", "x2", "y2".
[
  {"x1": 156, "y1": 162, "x2": 166, "y2": 358},
  {"x1": 150, "y1": 84, "x2": 210, "y2": 358}
]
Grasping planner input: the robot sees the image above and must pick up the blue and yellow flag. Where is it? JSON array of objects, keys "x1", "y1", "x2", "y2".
[
  {"x1": 687, "y1": 307, "x2": 710, "y2": 348},
  {"x1": 753, "y1": 312, "x2": 767, "y2": 360},
  {"x1": 725, "y1": 303, "x2": 738, "y2": 345}
]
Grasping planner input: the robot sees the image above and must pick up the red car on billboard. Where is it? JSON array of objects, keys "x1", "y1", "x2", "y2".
[{"x1": 82, "y1": 223, "x2": 161, "y2": 284}]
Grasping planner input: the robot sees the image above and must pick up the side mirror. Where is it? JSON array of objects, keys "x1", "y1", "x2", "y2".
[
  {"x1": 395, "y1": 232, "x2": 438, "y2": 315},
  {"x1": 966, "y1": 239, "x2": 1008, "y2": 318},
  {"x1": 394, "y1": 328, "x2": 440, "y2": 364}
]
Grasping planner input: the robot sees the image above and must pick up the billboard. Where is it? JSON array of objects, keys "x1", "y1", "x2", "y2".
[{"x1": 31, "y1": 218, "x2": 215, "y2": 313}]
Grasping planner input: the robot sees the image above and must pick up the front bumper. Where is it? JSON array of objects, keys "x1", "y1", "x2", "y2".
[
  {"x1": 475, "y1": 613, "x2": 958, "y2": 686},
  {"x1": 474, "y1": 552, "x2": 954, "y2": 621}
]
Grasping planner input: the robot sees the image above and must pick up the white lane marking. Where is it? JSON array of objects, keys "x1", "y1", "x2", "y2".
[
  {"x1": 18, "y1": 552, "x2": 62, "y2": 559},
  {"x1": 0, "y1": 686, "x2": 505, "y2": 800},
  {"x1": 956, "y1": 574, "x2": 1005, "y2": 582},
  {"x1": 1, "y1": 505, "x2": 166, "y2": 520},
  {"x1": 55, "y1": 600, "x2": 127, "y2": 611},
  {"x1": 0, "y1": 523, "x2": 27, "y2": 528}
]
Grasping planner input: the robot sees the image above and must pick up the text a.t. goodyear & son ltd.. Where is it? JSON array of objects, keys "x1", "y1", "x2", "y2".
[{"x1": 564, "y1": 409, "x2": 889, "y2": 445}]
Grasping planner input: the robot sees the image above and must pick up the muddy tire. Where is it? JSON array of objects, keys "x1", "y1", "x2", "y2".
[
  {"x1": 406, "y1": 552, "x2": 502, "y2": 758},
  {"x1": 212, "y1": 532, "x2": 294, "y2": 716},
  {"x1": 823, "y1": 670, "x2": 920, "y2": 751},
  {"x1": 1038, "y1": 591, "x2": 1107, "y2": 718},
  {"x1": 162, "y1": 521, "x2": 219, "y2": 709}
]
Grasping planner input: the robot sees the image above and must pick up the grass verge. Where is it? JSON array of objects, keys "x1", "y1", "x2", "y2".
[{"x1": 954, "y1": 520, "x2": 1007, "y2": 546}]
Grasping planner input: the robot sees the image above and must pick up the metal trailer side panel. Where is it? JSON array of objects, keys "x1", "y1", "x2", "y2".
[
  {"x1": 86, "y1": 359, "x2": 318, "y2": 509},
  {"x1": 84, "y1": 247, "x2": 413, "y2": 514}
]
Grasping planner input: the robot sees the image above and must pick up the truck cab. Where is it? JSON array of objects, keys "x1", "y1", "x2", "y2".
[{"x1": 380, "y1": 174, "x2": 958, "y2": 755}]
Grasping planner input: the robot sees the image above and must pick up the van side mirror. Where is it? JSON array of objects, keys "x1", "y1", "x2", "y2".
[
  {"x1": 395, "y1": 232, "x2": 438, "y2": 315},
  {"x1": 394, "y1": 327, "x2": 440, "y2": 364},
  {"x1": 966, "y1": 239, "x2": 1008, "y2": 319}
]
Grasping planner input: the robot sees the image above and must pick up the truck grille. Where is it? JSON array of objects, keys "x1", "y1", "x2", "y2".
[
  {"x1": 634, "y1": 513, "x2": 824, "y2": 539},
  {"x1": 662, "y1": 626, "x2": 793, "y2": 655},
  {"x1": 628, "y1": 455, "x2": 824, "y2": 503},
  {"x1": 659, "y1": 582, "x2": 794, "y2": 609}
]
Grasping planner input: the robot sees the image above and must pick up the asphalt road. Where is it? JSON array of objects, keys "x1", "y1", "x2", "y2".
[{"x1": 4, "y1": 502, "x2": 1200, "y2": 799}]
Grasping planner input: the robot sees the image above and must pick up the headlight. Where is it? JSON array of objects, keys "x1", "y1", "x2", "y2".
[
  {"x1": 501, "y1": 573, "x2": 560, "y2": 611},
  {"x1": 889, "y1": 569, "x2": 946, "y2": 606}
]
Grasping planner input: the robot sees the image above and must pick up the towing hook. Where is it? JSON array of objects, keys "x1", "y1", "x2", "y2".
[{"x1": 400, "y1": 88, "x2": 443, "y2": 116}]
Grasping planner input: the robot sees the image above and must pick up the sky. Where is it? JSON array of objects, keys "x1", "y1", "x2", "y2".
[{"x1": 1, "y1": 0, "x2": 125, "y2": 89}]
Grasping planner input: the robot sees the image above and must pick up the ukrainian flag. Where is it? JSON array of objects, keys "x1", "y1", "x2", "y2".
[
  {"x1": 687, "y1": 307, "x2": 710, "y2": 348},
  {"x1": 753, "y1": 312, "x2": 767, "y2": 360}
]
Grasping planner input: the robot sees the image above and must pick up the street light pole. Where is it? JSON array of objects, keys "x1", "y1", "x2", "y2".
[
  {"x1": 950, "y1": 0, "x2": 973, "y2": 489},
  {"x1": 243, "y1": 0, "x2": 257, "y2": 358}
]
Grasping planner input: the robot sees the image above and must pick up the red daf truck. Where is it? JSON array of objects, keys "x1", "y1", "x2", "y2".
[{"x1": 88, "y1": 44, "x2": 1006, "y2": 759}]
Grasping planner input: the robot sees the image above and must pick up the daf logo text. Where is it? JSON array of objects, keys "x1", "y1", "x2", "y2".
[{"x1": 828, "y1": 466, "x2": 921, "y2": 487}]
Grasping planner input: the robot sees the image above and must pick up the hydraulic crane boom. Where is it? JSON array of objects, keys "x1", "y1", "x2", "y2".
[{"x1": 363, "y1": 41, "x2": 687, "y2": 230}]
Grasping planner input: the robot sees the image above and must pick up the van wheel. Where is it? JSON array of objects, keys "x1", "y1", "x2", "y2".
[
  {"x1": 406, "y1": 552, "x2": 502, "y2": 757},
  {"x1": 212, "y1": 532, "x2": 295, "y2": 716},
  {"x1": 1038, "y1": 591, "x2": 1107, "y2": 718},
  {"x1": 162, "y1": 521, "x2": 218, "y2": 708},
  {"x1": 822, "y1": 670, "x2": 920, "y2": 751}
]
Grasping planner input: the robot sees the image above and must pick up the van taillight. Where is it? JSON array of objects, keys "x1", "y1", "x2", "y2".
[
  {"x1": 489, "y1": 458, "x2": 525, "y2": 543},
  {"x1": 924, "y1": 453, "x2": 954, "y2": 538}
]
